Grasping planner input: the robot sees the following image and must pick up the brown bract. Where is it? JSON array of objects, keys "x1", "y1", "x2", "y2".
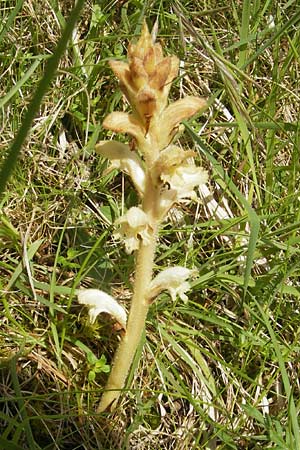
[
  {"x1": 104, "y1": 21, "x2": 207, "y2": 159},
  {"x1": 109, "y1": 22, "x2": 179, "y2": 128}
]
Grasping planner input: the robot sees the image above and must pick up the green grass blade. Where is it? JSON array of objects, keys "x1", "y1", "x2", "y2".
[
  {"x1": 238, "y1": 0, "x2": 250, "y2": 68},
  {"x1": 0, "y1": 0, "x2": 24, "y2": 42},
  {"x1": 0, "y1": 0, "x2": 86, "y2": 195},
  {"x1": 241, "y1": 8, "x2": 300, "y2": 69},
  {"x1": 186, "y1": 124, "x2": 260, "y2": 298},
  {"x1": 0, "y1": 438, "x2": 24, "y2": 450},
  {"x1": 249, "y1": 296, "x2": 300, "y2": 450},
  {"x1": 0, "y1": 59, "x2": 43, "y2": 109},
  {"x1": 9, "y1": 356, "x2": 41, "y2": 449}
]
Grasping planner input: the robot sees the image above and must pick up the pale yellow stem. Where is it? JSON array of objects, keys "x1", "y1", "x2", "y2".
[{"x1": 98, "y1": 176, "x2": 159, "y2": 412}]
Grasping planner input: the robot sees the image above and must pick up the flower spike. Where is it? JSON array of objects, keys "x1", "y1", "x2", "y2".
[
  {"x1": 102, "y1": 22, "x2": 206, "y2": 161},
  {"x1": 96, "y1": 22, "x2": 208, "y2": 413}
]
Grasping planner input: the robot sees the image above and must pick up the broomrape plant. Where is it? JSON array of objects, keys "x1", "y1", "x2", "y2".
[{"x1": 78, "y1": 22, "x2": 208, "y2": 412}]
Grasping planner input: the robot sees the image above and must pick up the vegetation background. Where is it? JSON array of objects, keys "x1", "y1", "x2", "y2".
[{"x1": 1, "y1": 0, "x2": 300, "y2": 448}]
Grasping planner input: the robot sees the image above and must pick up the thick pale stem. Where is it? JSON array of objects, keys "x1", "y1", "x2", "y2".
[{"x1": 98, "y1": 176, "x2": 159, "y2": 412}]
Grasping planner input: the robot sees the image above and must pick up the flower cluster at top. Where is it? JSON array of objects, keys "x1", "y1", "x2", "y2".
[{"x1": 96, "y1": 22, "x2": 208, "y2": 255}]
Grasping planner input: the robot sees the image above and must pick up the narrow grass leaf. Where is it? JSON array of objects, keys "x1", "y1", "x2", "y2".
[
  {"x1": 9, "y1": 356, "x2": 41, "y2": 449},
  {"x1": 0, "y1": 59, "x2": 43, "y2": 109},
  {"x1": 238, "y1": 0, "x2": 250, "y2": 68},
  {"x1": 6, "y1": 239, "x2": 44, "y2": 290},
  {"x1": 0, "y1": 438, "x2": 24, "y2": 450},
  {"x1": 249, "y1": 296, "x2": 300, "y2": 450},
  {"x1": 0, "y1": 0, "x2": 86, "y2": 195},
  {"x1": 241, "y1": 9, "x2": 300, "y2": 69},
  {"x1": 186, "y1": 124, "x2": 260, "y2": 298},
  {"x1": 0, "y1": 0, "x2": 24, "y2": 42}
]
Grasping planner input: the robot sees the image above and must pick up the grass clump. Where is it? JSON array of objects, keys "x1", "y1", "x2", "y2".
[{"x1": 1, "y1": 1, "x2": 300, "y2": 449}]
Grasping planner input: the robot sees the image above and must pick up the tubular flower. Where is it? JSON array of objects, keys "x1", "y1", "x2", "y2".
[
  {"x1": 102, "y1": 112, "x2": 148, "y2": 152},
  {"x1": 114, "y1": 207, "x2": 152, "y2": 254},
  {"x1": 96, "y1": 140, "x2": 145, "y2": 196},
  {"x1": 78, "y1": 289, "x2": 127, "y2": 329},
  {"x1": 161, "y1": 164, "x2": 208, "y2": 201},
  {"x1": 158, "y1": 97, "x2": 206, "y2": 150},
  {"x1": 148, "y1": 266, "x2": 198, "y2": 303},
  {"x1": 152, "y1": 145, "x2": 208, "y2": 216},
  {"x1": 152, "y1": 145, "x2": 196, "y2": 183}
]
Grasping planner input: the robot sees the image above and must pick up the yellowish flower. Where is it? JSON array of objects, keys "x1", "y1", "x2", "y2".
[
  {"x1": 96, "y1": 140, "x2": 145, "y2": 196},
  {"x1": 148, "y1": 266, "x2": 198, "y2": 303},
  {"x1": 102, "y1": 112, "x2": 148, "y2": 152},
  {"x1": 158, "y1": 97, "x2": 206, "y2": 150},
  {"x1": 152, "y1": 146, "x2": 208, "y2": 215},
  {"x1": 114, "y1": 207, "x2": 152, "y2": 254},
  {"x1": 161, "y1": 164, "x2": 208, "y2": 200},
  {"x1": 152, "y1": 145, "x2": 195, "y2": 181}
]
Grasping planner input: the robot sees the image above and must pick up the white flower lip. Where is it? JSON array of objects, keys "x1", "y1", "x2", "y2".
[
  {"x1": 95, "y1": 140, "x2": 145, "y2": 196},
  {"x1": 77, "y1": 289, "x2": 127, "y2": 329},
  {"x1": 114, "y1": 207, "x2": 152, "y2": 254},
  {"x1": 161, "y1": 164, "x2": 208, "y2": 200},
  {"x1": 148, "y1": 266, "x2": 198, "y2": 303}
]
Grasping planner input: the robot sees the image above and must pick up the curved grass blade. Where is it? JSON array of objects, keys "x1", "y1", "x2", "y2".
[
  {"x1": 0, "y1": 0, "x2": 24, "y2": 42},
  {"x1": 248, "y1": 296, "x2": 300, "y2": 450},
  {"x1": 9, "y1": 355, "x2": 41, "y2": 449},
  {"x1": 186, "y1": 123, "x2": 260, "y2": 299},
  {"x1": 0, "y1": 0, "x2": 86, "y2": 195}
]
